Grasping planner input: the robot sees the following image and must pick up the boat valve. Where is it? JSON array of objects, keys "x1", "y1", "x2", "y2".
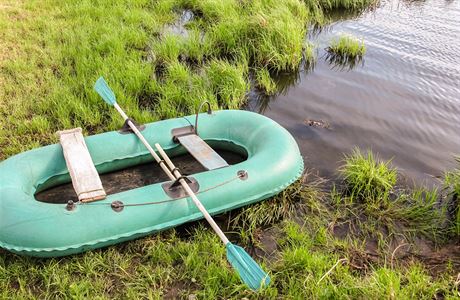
[
  {"x1": 66, "y1": 200, "x2": 76, "y2": 211},
  {"x1": 111, "y1": 200, "x2": 124, "y2": 212},
  {"x1": 237, "y1": 170, "x2": 248, "y2": 180}
]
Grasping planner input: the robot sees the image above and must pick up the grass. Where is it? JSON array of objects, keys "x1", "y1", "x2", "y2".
[
  {"x1": 444, "y1": 156, "x2": 460, "y2": 236},
  {"x1": 272, "y1": 221, "x2": 456, "y2": 299},
  {"x1": 340, "y1": 148, "x2": 397, "y2": 202},
  {"x1": 317, "y1": 0, "x2": 377, "y2": 11},
  {"x1": 336, "y1": 148, "x2": 449, "y2": 241},
  {"x1": 254, "y1": 68, "x2": 277, "y2": 95},
  {"x1": 326, "y1": 34, "x2": 366, "y2": 69},
  {"x1": 1, "y1": 0, "x2": 459, "y2": 298},
  {"x1": 0, "y1": 0, "x2": 368, "y2": 159}
]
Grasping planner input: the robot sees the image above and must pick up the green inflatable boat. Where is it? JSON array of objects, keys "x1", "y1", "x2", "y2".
[{"x1": 0, "y1": 110, "x2": 303, "y2": 257}]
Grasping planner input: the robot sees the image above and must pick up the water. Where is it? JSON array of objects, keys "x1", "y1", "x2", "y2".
[{"x1": 248, "y1": 0, "x2": 460, "y2": 183}]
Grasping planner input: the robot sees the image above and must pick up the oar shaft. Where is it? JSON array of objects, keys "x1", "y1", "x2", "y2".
[
  {"x1": 155, "y1": 143, "x2": 230, "y2": 245},
  {"x1": 113, "y1": 103, "x2": 129, "y2": 121},
  {"x1": 113, "y1": 103, "x2": 175, "y2": 181}
]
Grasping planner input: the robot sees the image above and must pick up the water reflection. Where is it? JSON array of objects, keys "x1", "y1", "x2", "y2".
[
  {"x1": 323, "y1": 51, "x2": 364, "y2": 71},
  {"x1": 247, "y1": 67, "x2": 306, "y2": 114},
  {"x1": 163, "y1": 10, "x2": 194, "y2": 38}
]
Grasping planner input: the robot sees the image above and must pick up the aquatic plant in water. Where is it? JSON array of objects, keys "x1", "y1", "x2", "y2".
[{"x1": 325, "y1": 34, "x2": 366, "y2": 70}]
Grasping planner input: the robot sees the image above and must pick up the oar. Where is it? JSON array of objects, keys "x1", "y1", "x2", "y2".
[
  {"x1": 94, "y1": 77, "x2": 175, "y2": 180},
  {"x1": 94, "y1": 76, "x2": 270, "y2": 291},
  {"x1": 154, "y1": 143, "x2": 270, "y2": 291}
]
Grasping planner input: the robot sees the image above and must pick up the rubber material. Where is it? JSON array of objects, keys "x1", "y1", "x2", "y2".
[{"x1": 0, "y1": 110, "x2": 303, "y2": 257}]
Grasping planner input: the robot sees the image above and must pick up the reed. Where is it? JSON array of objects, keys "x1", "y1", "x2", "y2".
[{"x1": 317, "y1": 0, "x2": 378, "y2": 11}]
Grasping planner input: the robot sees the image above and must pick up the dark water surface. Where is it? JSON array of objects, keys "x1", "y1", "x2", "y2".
[{"x1": 248, "y1": 0, "x2": 460, "y2": 183}]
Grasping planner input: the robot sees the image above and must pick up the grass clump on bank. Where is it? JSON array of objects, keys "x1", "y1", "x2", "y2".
[
  {"x1": 340, "y1": 148, "x2": 396, "y2": 202},
  {"x1": 317, "y1": 0, "x2": 377, "y2": 11},
  {"x1": 254, "y1": 68, "x2": 277, "y2": 95},
  {"x1": 337, "y1": 148, "x2": 448, "y2": 241}
]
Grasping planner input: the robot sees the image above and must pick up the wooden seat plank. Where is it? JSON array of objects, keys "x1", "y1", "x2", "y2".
[
  {"x1": 57, "y1": 128, "x2": 106, "y2": 202},
  {"x1": 177, "y1": 134, "x2": 229, "y2": 170}
]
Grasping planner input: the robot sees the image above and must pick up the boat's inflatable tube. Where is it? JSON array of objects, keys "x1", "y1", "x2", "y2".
[{"x1": 0, "y1": 110, "x2": 303, "y2": 257}]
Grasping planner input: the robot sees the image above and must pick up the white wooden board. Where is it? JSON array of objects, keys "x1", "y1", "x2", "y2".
[
  {"x1": 57, "y1": 128, "x2": 106, "y2": 202},
  {"x1": 177, "y1": 134, "x2": 228, "y2": 170}
]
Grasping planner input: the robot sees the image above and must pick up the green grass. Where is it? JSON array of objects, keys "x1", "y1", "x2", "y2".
[
  {"x1": 0, "y1": 0, "x2": 368, "y2": 159},
  {"x1": 317, "y1": 0, "x2": 377, "y2": 11},
  {"x1": 326, "y1": 34, "x2": 366, "y2": 69},
  {"x1": 444, "y1": 156, "x2": 460, "y2": 236},
  {"x1": 336, "y1": 148, "x2": 449, "y2": 241},
  {"x1": 340, "y1": 148, "x2": 397, "y2": 202},
  {"x1": 230, "y1": 176, "x2": 324, "y2": 246},
  {"x1": 272, "y1": 221, "x2": 456, "y2": 299},
  {"x1": 254, "y1": 68, "x2": 277, "y2": 95}
]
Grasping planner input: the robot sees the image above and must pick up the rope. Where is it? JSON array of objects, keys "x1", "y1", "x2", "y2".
[{"x1": 77, "y1": 174, "x2": 242, "y2": 208}]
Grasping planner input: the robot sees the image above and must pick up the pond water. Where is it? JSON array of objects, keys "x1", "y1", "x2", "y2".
[{"x1": 247, "y1": 0, "x2": 460, "y2": 184}]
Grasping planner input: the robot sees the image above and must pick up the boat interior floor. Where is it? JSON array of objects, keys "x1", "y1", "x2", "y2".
[{"x1": 35, "y1": 150, "x2": 245, "y2": 204}]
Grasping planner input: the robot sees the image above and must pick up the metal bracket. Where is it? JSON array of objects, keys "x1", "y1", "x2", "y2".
[
  {"x1": 162, "y1": 176, "x2": 200, "y2": 199},
  {"x1": 171, "y1": 125, "x2": 195, "y2": 143},
  {"x1": 119, "y1": 118, "x2": 146, "y2": 135},
  {"x1": 195, "y1": 101, "x2": 212, "y2": 136},
  {"x1": 171, "y1": 101, "x2": 212, "y2": 142}
]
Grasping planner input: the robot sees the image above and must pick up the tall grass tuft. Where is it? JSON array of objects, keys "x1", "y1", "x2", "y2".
[
  {"x1": 340, "y1": 148, "x2": 396, "y2": 203},
  {"x1": 316, "y1": 0, "x2": 378, "y2": 11},
  {"x1": 326, "y1": 34, "x2": 366, "y2": 69},
  {"x1": 254, "y1": 68, "x2": 277, "y2": 95},
  {"x1": 336, "y1": 148, "x2": 450, "y2": 241}
]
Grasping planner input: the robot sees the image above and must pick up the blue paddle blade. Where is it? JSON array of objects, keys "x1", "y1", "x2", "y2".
[
  {"x1": 226, "y1": 243, "x2": 270, "y2": 291},
  {"x1": 94, "y1": 76, "x2": 116, "y2": 106}
]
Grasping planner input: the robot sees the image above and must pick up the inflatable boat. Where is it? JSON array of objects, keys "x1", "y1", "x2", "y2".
[{"x1": 0, "y1": 110, "x2": 303, "y2": 257}]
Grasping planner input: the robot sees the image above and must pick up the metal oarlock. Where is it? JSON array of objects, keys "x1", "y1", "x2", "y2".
[
  {"x1": 119, "y1": 118, "x2": 145, "y2": 134},
  {"x1": 162, "y1": 176, "x2": 200, "y2": 199}
]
